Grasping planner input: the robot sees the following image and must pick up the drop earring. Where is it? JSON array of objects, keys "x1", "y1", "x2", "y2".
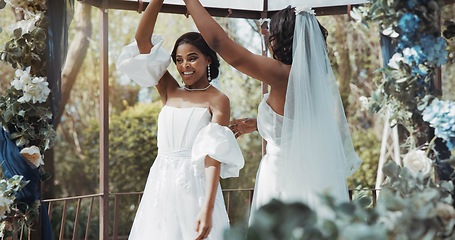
[{"x1": 207, "y1": 65, "x2": 211, "y2": 81}]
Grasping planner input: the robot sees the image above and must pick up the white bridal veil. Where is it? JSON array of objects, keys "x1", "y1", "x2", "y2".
[{"x1": 279, "y1": 9, "x2": 362, "y2": 207}]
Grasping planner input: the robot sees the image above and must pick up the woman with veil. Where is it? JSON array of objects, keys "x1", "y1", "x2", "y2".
[{"x1": 183, "y1": 2, "x2": 362, "y2": 222}]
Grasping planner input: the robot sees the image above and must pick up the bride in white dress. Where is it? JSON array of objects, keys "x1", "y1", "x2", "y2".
[
  {"x1": 184, "y1": 1, "x2": 362, "y2": 223},
  {"x1": 116, "y1": 0, "x2": 244, "y2": 239}
]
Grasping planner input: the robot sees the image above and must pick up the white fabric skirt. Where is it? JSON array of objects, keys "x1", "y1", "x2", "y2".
[{"x1": 129, "y1": 151, "x2": 230, "y2": 240}]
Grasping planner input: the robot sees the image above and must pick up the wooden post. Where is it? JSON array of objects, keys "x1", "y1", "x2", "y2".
[{"x1": 99, "y1": 1, "x2": 110, "y2": 239}]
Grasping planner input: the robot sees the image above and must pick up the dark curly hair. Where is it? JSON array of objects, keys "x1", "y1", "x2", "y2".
[
  {"x1": 269, "y1": 6, "x2": 328, "y2": 65},
  {"x1": 171, "y1": 32, "x2": 220, "y2": 80}
]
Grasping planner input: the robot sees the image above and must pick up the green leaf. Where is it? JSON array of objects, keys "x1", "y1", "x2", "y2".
[
  {"x1": 9, "y1": 132, "x2": 23, "y2": 140},
  {"x1": 22, "y1": 33, "x2": 32, "y2": 41},
  {"x1": 0, "y1": 0, "x2": 6, "y2": 9},
  {"x1": 32, "y1": 28, "x2": 46, "y2": 42},
  {"x1": 382, "y1": 161, "x2": 400, "y2": 178},
  {"x1": 357, "y1": 196, "x2": 373, "y2": 208},
  {"x1": 15, "y1": 136, "x2": 29, "y2": 147},
  {"x1": 40, "y1": 171, "x2": 52, "y2": 181},
  {"x1": 13, "y1": 28, "x2": 22, "y2": 39},
  {"x1": 17, "y1": 38, "x2": 27, "y2": 47},
  {"x1": 440, "y1": 181, "x2": 454, "y2": 193},
  {"x1": 4, "y1": 109, "x2": 13, "y2": 122},
  {"x1": 34, "y1": 41, "x2": 46, "y2": 52}
]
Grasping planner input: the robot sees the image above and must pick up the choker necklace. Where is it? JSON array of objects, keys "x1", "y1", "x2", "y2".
[{"x1": 183, "y1": 84, "x2": 212, "y2": 91}]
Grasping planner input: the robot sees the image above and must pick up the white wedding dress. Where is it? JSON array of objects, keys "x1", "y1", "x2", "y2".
[
  {"x1": 129, "y1": 106, "x2": 244, "y2": 240},
  {"x1": 116, "y1": 35, "x2": 245, "y2": 240},
  {"x1": 249, "y1": 93, "x2": 355, "y2": 222},
  {"x1": 249, "y1": 93, "x2": 284, "y2": 222},
  {"x1": 249, "y1": 10, "x2": 362, "y2": 222}
]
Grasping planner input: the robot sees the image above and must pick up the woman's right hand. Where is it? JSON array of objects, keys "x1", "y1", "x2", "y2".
[{"x1": 229, "y1": 118, "x2": 257, "y2": 138}]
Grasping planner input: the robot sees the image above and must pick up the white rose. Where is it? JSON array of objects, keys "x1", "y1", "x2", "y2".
[
  {"x1": 402, "y1": 149, "x2": 433, "y2": 177},
  {"x1": 20, "y1": 146, "x2": 44, "y2": 168}
]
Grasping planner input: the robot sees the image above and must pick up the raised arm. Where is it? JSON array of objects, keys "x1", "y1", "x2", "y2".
[
  {"x1": 135, "y1": 0, "x2": 179, "y2": 103},
  {"x1": 183, "y1": 0, "x2": 288, "y2": 87},
  {"x1": 135, "y1": 0, "x2": 163, "y2": 53}
]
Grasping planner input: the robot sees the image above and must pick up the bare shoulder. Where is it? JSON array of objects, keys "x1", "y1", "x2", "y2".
[{"x1": 208, "y1": 88, "x2": 230, "y2": 126}]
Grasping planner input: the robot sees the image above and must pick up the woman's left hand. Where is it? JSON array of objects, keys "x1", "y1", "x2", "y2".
[{"x1": 195, "y1": 207, "x2": 213, "y2": 240}]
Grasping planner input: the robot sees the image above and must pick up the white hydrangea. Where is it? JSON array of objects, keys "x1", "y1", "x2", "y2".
[{"x1": 388, "y1": 53, "x2": 404, "y2": 69}]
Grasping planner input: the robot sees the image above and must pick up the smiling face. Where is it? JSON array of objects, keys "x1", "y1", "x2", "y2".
[{"x1": 175, "y1": 43, "x2": 211, "y2": 88}]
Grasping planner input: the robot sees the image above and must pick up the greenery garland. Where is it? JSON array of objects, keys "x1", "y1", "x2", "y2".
[
  {"x1": 351, "y1": 0, "x2": 451, "y2": 142},
  {"x1": 0, "y1": 0, "x2": 54, "y2": 236}
]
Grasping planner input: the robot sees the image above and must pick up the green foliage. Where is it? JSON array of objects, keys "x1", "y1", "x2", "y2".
[
  {"x1": 0, "y1": 175, "x2": 37, "y2": 237},
  {"x1": 0, "y1": 25, "x2": 48, "y2": 76},
  {"x1": 351, "y1": 0, "x2": 447, "y2": 132},
  {"x1": 347, "y1": 128, "x2": 381, "y2": 189},
  {"x1": 0, "y1": 0, "x2": 53, "y2": 236},
  {"x1": 227, "y1": 161, "x2": 455, "y2": 240},
  {"x1": 82, "y1": 102, "x2": 161, "y2": 193},
  {"x1": 0, "y1": 86, "x2": 55, "y2": 151}
]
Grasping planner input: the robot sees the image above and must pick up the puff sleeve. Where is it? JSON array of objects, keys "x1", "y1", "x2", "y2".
[
  {"x1": 192, "y1": 123, "x2": 245, "y2": 179},
  {"x1": 116, "y1": 35, "x2": 171, "y2": 87}
]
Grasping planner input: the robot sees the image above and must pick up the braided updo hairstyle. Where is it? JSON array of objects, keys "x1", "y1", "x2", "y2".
[{"x1": 269, "y1": 6, "x2": 328, "y2": 65}]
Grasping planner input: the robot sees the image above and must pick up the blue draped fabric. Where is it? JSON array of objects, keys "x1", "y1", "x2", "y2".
[
  {"x1": 0, "y1": 128, "x2": 53, "y2": 240},
  {"x1": 380, "y1": 33, "x2": 394, "y2": 65},
  {"x1": 46, "y1": 0, "x2": 74, "y2": 123}
]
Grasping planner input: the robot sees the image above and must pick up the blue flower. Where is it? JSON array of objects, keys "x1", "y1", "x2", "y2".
[
  {"x1": 398, "y1": 13, "x2": 420, "y2": 34},
  {"x1": 398, "y1": 35, "x2": 412, "y2": 50},
  {"x1": 422, "y1": 99, "x2": 455, "y2": 150},
  {"x1": 405, "y1": 0, "x2": 419, "y2": 9},
  {"x1": 419, "y1": 35, "x2": 448, "y2": 67}
]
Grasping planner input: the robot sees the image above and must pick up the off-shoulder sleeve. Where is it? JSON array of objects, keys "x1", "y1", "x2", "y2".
[
  {"x1": 192, "y1": 122, "x2": 245, "y2": 179},
  {"x1": 116, "y1": 35, "x2": 171, "y2": 88}
]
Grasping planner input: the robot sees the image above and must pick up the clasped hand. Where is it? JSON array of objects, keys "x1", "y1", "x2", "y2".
[{"x1": 228, "y1": 118, "x2": 257, "y2": 138}]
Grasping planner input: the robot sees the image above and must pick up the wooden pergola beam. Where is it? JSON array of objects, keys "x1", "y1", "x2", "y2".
[
  {"x1": 79, "y1": 0, "x2": 361, "y2": 18},
  {"x1": 80, "y1": 0, "x2": 455, "y2": 18}
]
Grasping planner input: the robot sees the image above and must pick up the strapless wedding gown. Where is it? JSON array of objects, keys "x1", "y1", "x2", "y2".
[
  {"x1": 249, "y1": 94, "x2": 284, "y2": 223},
  {"x1": 249, "y1": 93, "x2": 352, "y2": 222},
  {"x1": 129, "y1": 105, "x2": 244, "y2": 240}
]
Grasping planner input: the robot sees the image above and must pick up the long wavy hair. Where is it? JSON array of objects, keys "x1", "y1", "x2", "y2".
[
  {"x1": 171, "y1": 32, "x2": 220, "y2": 80},
  {"x1": 269, "y1": 6, "x2": 328, "y2": 65}
]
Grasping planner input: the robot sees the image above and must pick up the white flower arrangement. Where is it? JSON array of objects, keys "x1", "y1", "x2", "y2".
[
  {"x1": 0, "y1": 0, "x2": 52, "y2": 237},
  {"x1": 0, "y1": 176, "x2": 28, "y2": 220},
  {"x1": 11, "y1": 67, "x2": 50, "y2": 104}
]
